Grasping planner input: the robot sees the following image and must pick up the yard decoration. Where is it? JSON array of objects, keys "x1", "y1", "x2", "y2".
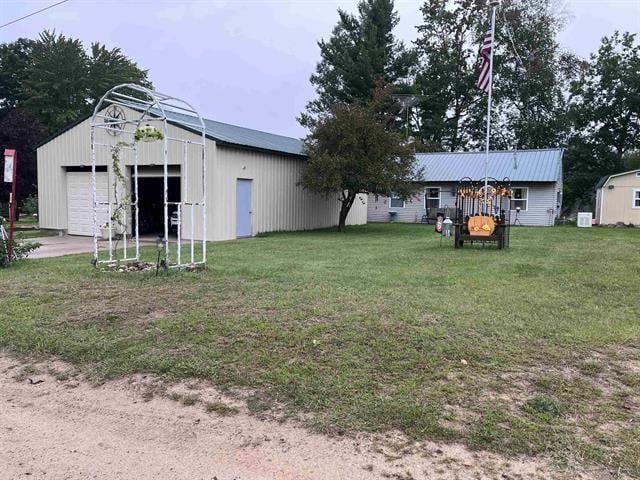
[
  {"x1": 453, "y1": 177, "x2": 512, "y2": 249},
  {"x1": 467, "y1": 215, "x2": 495, "y2": 236},
  {"x1": 90, "y1": 83, "x2": 207, "y2": 269}
]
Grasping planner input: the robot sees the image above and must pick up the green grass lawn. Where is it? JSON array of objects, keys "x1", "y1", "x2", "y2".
[{"x1": 1, "y1": 224, "x2": 639, "y2": 474}]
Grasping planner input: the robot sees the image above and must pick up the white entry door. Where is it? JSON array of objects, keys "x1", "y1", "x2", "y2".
[{"x1": 66, "y1": 171, "x2": 109, "y2": 236}]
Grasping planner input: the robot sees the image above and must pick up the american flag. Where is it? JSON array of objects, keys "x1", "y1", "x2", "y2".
[{"x1": 476, "y1": 30, "x2": 493, "y2": 93}]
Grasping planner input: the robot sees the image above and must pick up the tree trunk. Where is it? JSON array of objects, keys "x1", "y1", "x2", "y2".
[{"x1": 337, "y1": 191, "x2": 356, "y2": 232}]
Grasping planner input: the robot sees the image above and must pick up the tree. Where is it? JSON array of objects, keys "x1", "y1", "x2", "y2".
[
  {"x1": 413, "y1": 0, "x2": 482, "y2": 151},
  {"x1": 0, "y1": 109, "x2": 45, "y2": 214},
  {"x1": 564, "y1": 32, "x2": 640, "y2": 208},
  {"x1": 570, "y1": 32, "x2": 639, "y2": 163},
  {"x1": 302, "y1": 87, "x2": 420, "y2": 231},
  {"x1": 412, "y1": 0, "x2": 571, "y2": 151},
  {"x1": 301, "y1": 0, "x2": 414, "y2": 127},
  {"x1": 87, "y1": 42, "x2": 151, "y2": 110},
  {"x1": 0, "y1": 31, "x2": 151, "y2": 212},
  {"x1": 1, "y1": 30, "x2": 151, "y2": 135},
  {"x1": 21, "y1": 31, "x2": 90, "y2": 133},
  {"x1": 0, "y1": 38, "x2": 35, "y2": 118}
]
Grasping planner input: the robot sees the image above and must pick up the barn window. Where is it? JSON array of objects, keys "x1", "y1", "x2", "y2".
[
  {"x1": 510, "y1": 187, "x2": 528, "y2": 211},
  {"x1": 424, "y1": 187, "x2": 441, "y2": 211},
  {"x1": 389, "y1": 194, "x2": 405, "y2": 208},
  {"x1": 633, "y1": 189, "x2": 640, "y2": 208}
]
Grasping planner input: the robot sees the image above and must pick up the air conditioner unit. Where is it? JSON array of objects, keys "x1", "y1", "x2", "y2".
[{"x1": 577, "y1": 212, "x2": 592, "y2": 228}]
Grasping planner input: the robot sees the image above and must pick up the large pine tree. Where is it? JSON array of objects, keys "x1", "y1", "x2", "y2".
[{"x1": 300, "y1": 0, "x2": 414, "y2": 127}]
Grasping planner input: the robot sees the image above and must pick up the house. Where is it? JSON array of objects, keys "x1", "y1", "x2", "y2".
[
  {"x1": 367, "y1": 148, "x2": 564, "y2": 227},
  {"x1": 595, "y1": 169, "x2": 640, "y2": 226},
  {"x1": 36, "y1": 106, "x2": 367, "y2": 241}
]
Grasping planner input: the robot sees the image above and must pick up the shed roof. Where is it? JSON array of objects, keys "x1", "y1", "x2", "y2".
[
  {"x1": 595, "y1": 169, "x2": 640, "y2": 190},
  {"x1": 416, "y1": 148, "x2": 563, "y2": 183},
  {"x1": 37, "y1": 107, "x2": 306, "y2": 158},
  {"x1": 163, "y1": 109, "x2": 305, "y2": 157}
]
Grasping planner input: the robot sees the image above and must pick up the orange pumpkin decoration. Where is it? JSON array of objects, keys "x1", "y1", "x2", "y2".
[{"x1": 467, "y1": 215, "x2": 496, "y2": 237}]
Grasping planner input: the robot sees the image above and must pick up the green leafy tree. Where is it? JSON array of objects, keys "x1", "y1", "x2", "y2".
[
  {"x1": 564, "y1": 32, "x2": 640, "y2": 208},
  {"x1": 0, "y1": 31, "x2": 151, "y2": 207},
  {"x1": 0, "y1": 38, "x2": 35, "y2": 117},
  {"x1": 301, "y1": 0, "x2": 415, "y2": 127},
  {"x1": 1, "y1": 30, "x2": 151, "y2": 135},
  {"x1": 0, "y1": 109, "x2": 45, "y2": 212},
  {"x1": 21, "y1": 31, "x2": 90, "y2": 133},
  {"x1": 413, "y1": 0, "x2": 482, "y2": 151},
  {"x1": 413, "y1": 0, "x2": 571, "y2": 151},
  {"x1": 302, "y1": 86, "x2": 420, "y2": 231},
  {"x1": 87, "y1": 42, "x2": 151, "y2": 109}
]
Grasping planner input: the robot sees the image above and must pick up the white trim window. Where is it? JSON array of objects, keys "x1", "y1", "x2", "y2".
[
  {"x1": 389, "y1": 194, "x2": 405, "y2": 208},
  {"x1": 510, "y1": 187, "x2": 529, "y2": 211},
  {"x1": 633, "y1": 189, "x2": 640, "y2": 209},
  {"x1": 424, "y1": 187, "x2": 441, "y2": 211}
]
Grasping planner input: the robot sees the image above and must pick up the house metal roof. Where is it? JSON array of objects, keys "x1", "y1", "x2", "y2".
[
  {"x1": 163, "y1": 109, "x2": 305, "y2": 157},
  {"x1": 415, "y1": 148, "x2": 564, "y2": 183}
]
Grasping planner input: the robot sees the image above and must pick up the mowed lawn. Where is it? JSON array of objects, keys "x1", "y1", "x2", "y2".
[{"x1": 1, "y1": 224, "x2": 639, "y2": 474}]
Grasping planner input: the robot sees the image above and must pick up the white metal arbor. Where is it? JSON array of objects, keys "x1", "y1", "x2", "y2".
[{"x1": 90, "y1": 84, "x2": 207, "y2": 268}]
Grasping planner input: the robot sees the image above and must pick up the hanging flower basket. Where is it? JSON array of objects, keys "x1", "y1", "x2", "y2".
[{"x1": 134, "y1": 124, "x2": 164, "y2": 142}]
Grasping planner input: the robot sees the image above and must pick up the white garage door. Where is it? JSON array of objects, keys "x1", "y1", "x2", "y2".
[{"x1": 66, "y1": 171, "x2": 109, "y2": 236}]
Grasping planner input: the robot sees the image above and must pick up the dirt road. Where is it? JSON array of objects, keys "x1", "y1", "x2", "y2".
[{"x1": 0, "y1": 354, "x2": 603, "y2": 480}]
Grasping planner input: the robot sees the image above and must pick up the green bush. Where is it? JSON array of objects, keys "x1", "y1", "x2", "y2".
[
  {"x1": 21, "y1": 195, "x2": 38, "y2": 216},
  {"x1": 0, "y1": 237, "x2": 41, "y2": 268}
]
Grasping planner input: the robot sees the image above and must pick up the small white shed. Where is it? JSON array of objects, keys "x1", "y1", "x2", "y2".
[{"x1": 37, "y1": 106, "x2": 367, "y2": 242}]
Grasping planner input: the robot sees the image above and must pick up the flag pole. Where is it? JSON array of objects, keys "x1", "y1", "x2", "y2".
[{"x1": 484, "y1": 1, "x2": 499, "y2": 212}]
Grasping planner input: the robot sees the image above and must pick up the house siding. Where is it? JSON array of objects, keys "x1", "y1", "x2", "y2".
[{"x1": 368, "y1": 182, "x2": 558, "y2": 226}]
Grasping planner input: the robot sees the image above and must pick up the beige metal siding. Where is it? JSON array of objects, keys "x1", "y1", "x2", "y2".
[
  {"x1": 598, "y1": 172, "x2": 640, "y2": 225},
  {"x1": 37, "y1": 108, "x2": 366, "y2": 240},
  {"x1": 211, "y1": 145, "x2": 366, "y2": 240}
]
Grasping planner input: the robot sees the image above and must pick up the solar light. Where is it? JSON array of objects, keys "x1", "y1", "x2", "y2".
[{"x1": 443, "y1": 216, "x2": 453, "y2": 237}]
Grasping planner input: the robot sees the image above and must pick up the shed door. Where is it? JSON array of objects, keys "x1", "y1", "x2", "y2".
[
  {"x1": 67, "y1": 171, "x2": 108, "y2": 236},
  {"x1": 236, "y1": 179, "x2": 253, "y2": 238}
]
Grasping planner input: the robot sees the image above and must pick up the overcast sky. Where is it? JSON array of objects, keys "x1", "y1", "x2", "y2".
[{"x1": 1, "y1": 0, "x2": 639, "y2": 138}]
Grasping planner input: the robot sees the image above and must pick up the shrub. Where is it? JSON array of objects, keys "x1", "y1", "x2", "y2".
[
  {"x1": 21, "y1": 195, "x2": 39, "y2": 216},
  {"x1": 0, "y1": 237, "x2": 41, "y2": 268}
]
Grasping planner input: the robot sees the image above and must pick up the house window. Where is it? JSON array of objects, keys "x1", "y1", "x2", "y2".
[
  {"x1": 633, "y1": 189, "x2": 640, "y2": 208},
  {"x1": 389, "y1": 194, "x2": 405, "y2": 208},
  {"x1": 510, "y1": 187, "x2": 528, "y2": 211},
  {"x1": 425, "y1": 187, "x2": 441, "y2": 211}
]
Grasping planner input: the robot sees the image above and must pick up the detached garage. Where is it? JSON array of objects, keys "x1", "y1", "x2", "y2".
[{"x1": 37, "y1": 103, "x2": 367, "y2": 243}]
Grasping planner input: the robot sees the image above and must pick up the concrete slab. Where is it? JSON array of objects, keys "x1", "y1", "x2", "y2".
[
  {"x1": 29, "y1": 235, "x2": 95, "y2": 259},
  {"x1": 29, "y1": 235, "x2": 166, "y2": 259}
]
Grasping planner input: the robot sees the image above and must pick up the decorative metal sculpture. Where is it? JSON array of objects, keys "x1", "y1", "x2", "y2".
[
  {"x1": 453, "y1": 177, "x2": 512, "y2": 249},
  {"x1": 90, "y1": 83, "x2": 207, "y2": 269}
]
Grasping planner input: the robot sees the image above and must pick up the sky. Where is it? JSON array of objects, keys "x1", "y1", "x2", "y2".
[{"x1": 1, "y1": 0, "x2": 639, "y2": 139}]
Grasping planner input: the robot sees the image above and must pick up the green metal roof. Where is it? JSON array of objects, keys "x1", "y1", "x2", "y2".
[
  {"x1": 415, "y1": 148, "x2": 564, "y2": 182},
  {"x1": 164, "y1": 109, "x2": 305, "y2": 158}
]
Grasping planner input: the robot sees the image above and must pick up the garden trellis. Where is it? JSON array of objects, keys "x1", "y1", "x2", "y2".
[{"x1": 90, "y1": 83, "x2": 207, "y2": 268}]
